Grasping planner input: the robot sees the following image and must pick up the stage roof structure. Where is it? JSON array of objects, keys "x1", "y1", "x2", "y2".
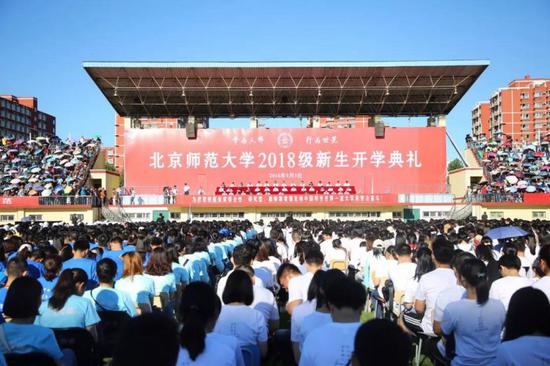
[{"x1": 83, "y1": 60, "x2": 489, "y2": 118}]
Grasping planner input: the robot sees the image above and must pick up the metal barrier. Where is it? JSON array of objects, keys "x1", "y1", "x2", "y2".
[
  {"x1": 466, "y1": 193, "x2": 524, "y2": 203},
  {"x1": 38, "y1": 196, "x2": 102, "y2": 206}
]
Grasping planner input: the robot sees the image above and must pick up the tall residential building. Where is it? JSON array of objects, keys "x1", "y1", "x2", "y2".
[
  {"x1": 114, "y1": 114, "x2": 208, "y2": 172},
  {"x1": 473, "y1": 76, "x2": 550, "y2": 142},
  {"x1": 0, "y1": 95, "x2": 56, "y2": 140},
  {"x1": 471, "y1": 102, "x2": 490, "y2": 139}
]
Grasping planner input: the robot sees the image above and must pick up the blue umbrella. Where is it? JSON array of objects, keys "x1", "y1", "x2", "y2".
[{"x1": 486, "y1": 226, "x2": 528, "y2": 240}]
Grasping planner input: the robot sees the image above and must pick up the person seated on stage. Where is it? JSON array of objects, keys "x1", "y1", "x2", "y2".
[
  {"x1": 273, "y1": 181, "x2": 280, "y2": 194},
  {"x1": 326, "y1": 182, "x2": 334, "y2": 194},
  {"x1": 230, "y1": 181, "x2": 236, "y2": 187},
  {"x1": 344, "y1": 180, "x2": 351, "y2": 186},
  {"x1": 335, "y1": 180, "x2": 341, "y2": 187},
  {"x1": 264, "y1": 180, "x2": 270, "y2": 187},
  {"x1": 317, "y1": 180, "x2": 323, "y2": 187}
]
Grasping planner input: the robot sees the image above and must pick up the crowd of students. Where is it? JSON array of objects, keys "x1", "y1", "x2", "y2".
[
  {"x1": 0, "y1": 136, "x2": 101, "y2": 197},
  {"x1": 466, "y1": 134, "x2": 550, "y2": 198},
  {"x1": 0, "y1": 217, "x2": 549, "y2": 365}
]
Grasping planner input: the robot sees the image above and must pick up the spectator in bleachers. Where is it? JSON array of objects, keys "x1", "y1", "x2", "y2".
[{"x1": 0, "y1": 136, "x2": 100, "y2": 197}]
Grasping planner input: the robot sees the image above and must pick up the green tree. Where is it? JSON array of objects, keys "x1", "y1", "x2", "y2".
[{"x1": 447, "y1": 158, "x2": 464, "y2": 172}]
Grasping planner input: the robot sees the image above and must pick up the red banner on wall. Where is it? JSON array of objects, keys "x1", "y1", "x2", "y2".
[{"x1": 124, "y1": 127, "x2": 446, "y2": 195}]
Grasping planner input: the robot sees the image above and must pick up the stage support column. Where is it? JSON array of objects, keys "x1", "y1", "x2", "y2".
[
  {"x1": 311, "y1": 116, "x2": 321, "y2": 128},
  {"x1": 250, "y1": 116, "x2": 258, "y2": 128},
  {"x1": 369, "y1": 115, "x2": 381, "y2": 127},
  {"x1": 437, "y1": 114, "x2": 447, "y2": 127}
]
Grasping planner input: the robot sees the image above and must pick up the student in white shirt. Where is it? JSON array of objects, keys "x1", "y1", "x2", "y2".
[
  {"x1": 296, "y1": 270, "x2": 347, "y2": 359},
  {"x1": 351, "y1": 319, "x2": 412, "y2": 366},
  {"x1": 217, "y1": 245, "x2": 266, "y2": 298},
  {"x1": 389, "y1": 244, "x2": 417, "y2": 296},
  {"x1": 441, "y1": 258, "x2": 506, "y2": 366},
  {"x1": 489, "y1": 254, "x2": 532, "y2": 310},
  {"x1": 236, "y1": 265, "x2": 279, "y2": 333},
  {"x1": 532, "y1": 244, "x2": 550, "y2": 301},
  {"x1": 0, "y1": 276, "x2": 75, "y2": 366},
  {"x1": 493, "y1": 286, "x2": 550, "y2": 366},
  {"x1": 415, "y1": 237, "x2": 456, "y2": 335},
  {"x1": 112, "y1": 312, "x2": 180, "y2": 366},
  {"x1": 215, "y1": 270, "x2": 268, "y2": 358},
  {"x1": 177, "y1": 282, "x2": 240, "y2": 366},
  {"x1": 324, "y1": 239, "x2": 348, "y2": 268},
  {"x1": 318, "y1": 230, "x2": 333, "y2": 257},
  {"x1": 252, "y1": 240, "x2": 278, "y2": 287},
  {"x1": 287, "y1": 249, "x2": 324, "y2": 314},
  {"x1": 299, "y1": 277, "x2": 367, "y2": 366}
]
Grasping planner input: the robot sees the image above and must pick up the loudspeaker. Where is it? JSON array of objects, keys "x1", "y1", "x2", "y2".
[
  {"x1": 186, "y1": 122, "x2": 197, "y2": 139},
  {"x1": 375, "y1": 122, "x2": 385, "y2": 138},
  {"x1": 427, "y1": 116, "x2": 436, "y2": 127}
]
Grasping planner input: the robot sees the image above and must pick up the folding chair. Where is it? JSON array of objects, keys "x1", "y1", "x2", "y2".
[
  {"x1": 53, "y1": 327, "x2": 97, "y2": 366},
  {"x1": 4, "y1": 352, "x2": 57, "y2": 366},
  {"x1": 241, "y1": 344, "x2": 261, "y2": 366}
]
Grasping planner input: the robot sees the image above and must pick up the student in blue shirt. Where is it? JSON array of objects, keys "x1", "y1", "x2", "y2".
[
  {"x1": 144, "y1": 247, "x2": 177, "y2": 314},
  {"x1": 1, "y1": 276, "x2": 75, "y2": 366},
  {"x1": 83, "y1": 258, "x2": 137, "y2": 317},
  {"x1": 37, "y1": 254, "x2": 62, "y2": 302},
  {"x1": 492, "y1": 287, "x2": 550, "y2": 365},
  {"x1": 101, "y1": 237, "x2": 126, "y2": 280},
  {"x1": 36, "y1": 268, "x2": 101, "y2": 340},
  {"x1": 0, "y1": 256, "x2": 28, "y2": 314},
  {"x1": 441, "y1": 259, "x2": 505, "y2": 366},
  {"x1": 62, "y1": 238, "x2": 98, "y2": 288},
  {"x1": 115, "y1": 252, "x2": 155, "y2": 314}
]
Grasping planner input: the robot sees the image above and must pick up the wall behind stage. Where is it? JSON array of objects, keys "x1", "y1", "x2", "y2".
[{"x1": 124, "y1": 127, "x2": 446, "y2": 195}]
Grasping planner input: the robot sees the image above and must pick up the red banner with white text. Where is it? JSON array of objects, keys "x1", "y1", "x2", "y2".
[{"x1": 124, "y1": 127, "x2": 446, "y2": 195}]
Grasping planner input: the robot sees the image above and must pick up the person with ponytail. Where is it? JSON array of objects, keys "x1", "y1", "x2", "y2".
[
  {"x1": 36, "y1": 268, "x2": 100, "y2": 339},
  {"x1": 176, "y1": 282, "x2": 239, "y2": 366},
  {"x1": 38, "y1": 254, "x2": 62, "y2": 301},
  {"x1": 441, "y1": 258, "x2": 505, "y2": 366}
]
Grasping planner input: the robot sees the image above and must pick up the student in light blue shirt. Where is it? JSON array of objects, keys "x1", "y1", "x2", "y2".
[
  {"x1": 0, "y1": 256, "x2": 28, "y2": 314},
  {"x1": 441, "y1": 259, "x2": 505, "y2": 366},
  {"x1": 492, "y1": 287, "x2": 550, "y2": 366},
  {"x1": 62, "y1": 238, "x2": 98, "y2": 288},
  {"x1": 36, "y1": 268, "x2": 100, "y2": 339},
  {"x1": 115, "y1": 252, "x2": 155, "y2": 314},
  {"x1": 1, "y1": 276, "x2": 75, "y2": 365},
  {"x1": 84, "y1": 258, "x2": 137, "y2": 317},
  {"x1": 101, "y1": 237, "x2": 126, "y2": 280},
  {"x1": 37, "y1": 254, "x2": 62, "y2": 302},
  {"x1": 144, "y1": 247, "x2": 176, "y2": 313}
]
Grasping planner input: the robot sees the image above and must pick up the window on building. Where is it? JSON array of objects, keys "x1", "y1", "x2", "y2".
[
  {"x1": 70, "y1": 214, "x2": 84, "y2": 222},
  {"x1": 520, "y1": 103, "x2": 529, "y2": 110},
  {"x1": 535, "y1": 112, "x2": 543, "y2": 119},
  {"x1": 170, "y1": 212, "x2": 181, "y2": 220},
  {"x1": 392, "y1": 211, "x2": 403, "y2": 219},
  {"x1": 489, "y1": 211, "x2": 504, "y2": 219},
  {"x1": 28, "y1": 214, "x2": 43, "y2": 221},
  {"x1": 533, "y1": 211, "x2": 546, "y2": 219},
  {"x1": 0, "y1": 215, "x2": 15, "y2": 222},
  {"x1": 520, "y1": 93, "x2": 529, "y2": 99},
  {"x1": 534, "y1": 91, "x2": 542, "y2": 98},
  {"x1": 534, "y1": 102, "x2": 543, "y2": 108},
  {"x1": 521, "y1": 113, "x2": 529, "y2": 120}
]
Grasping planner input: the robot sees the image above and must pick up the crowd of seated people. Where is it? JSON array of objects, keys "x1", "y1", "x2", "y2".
[
  {"x1": 0, "y1": 135, "x2": 101, "y2": 198},
  {"x1": 216, "y1": 180, "x2": 356, "y2": 196},
  {"x1": 0, "y1": 217, "x2": 550, "y2": 365},
  {"x1": 466, "y1": 134, "x2": 550, "y2": 201}
]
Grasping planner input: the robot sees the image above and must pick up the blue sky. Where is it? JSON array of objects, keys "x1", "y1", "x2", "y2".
[{"x1": 1, "y1": 0, "x2": 549, "y2": 160}]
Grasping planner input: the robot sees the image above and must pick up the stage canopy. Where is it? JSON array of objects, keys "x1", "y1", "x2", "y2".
[{"x1": 83, "y1": 60, "x2": 488, "y2": 118}]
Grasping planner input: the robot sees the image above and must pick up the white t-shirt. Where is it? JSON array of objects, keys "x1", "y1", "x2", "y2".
[
  {"x1": 347, "y1": 238, "x2": 364, "y2": 267},
  {"x1": 532, "y1": 276, "x2": 550, "y2": 302},
  {"x1": 492, "y1": 335, "x2": 550, "y2": 366},
  {"x1": 290, "y1": 300, "x2": 316, "y2": 343},
  {"x1": 216, "y1": 270, "x2": 265, "y2": 298},
  {"x1": 252, "y1": 260, "x2": 277, "y2": 285},
  {"x1": 319, "y1": 239, "x2": 333, "y2": 256},
  {"x1": 441, "y1": 299, "x2": 505, "y2": 366},
  {"x1": 389, "y1": 262, "x2": 417, "y2": 292},
  {"x1": 176, "y1": 336, "x2": 235, "y2": 366},
  {"x1": 489, "y1": 276, "x2": 533, "y2": 310},
  {"x1": 251, "y1": 285, "x2": 279, "y2": 326},
  {"x1": 214, "y1": 305, "x2": 268, "y2": 347},
  {"x1": 325, "y1": 247, "x2": 347, "y2": 265},
  {"x1": 299, "y1": 322, "x2": 361, "y2": 366},
  {"x1": 298, "y1": 311, "x2": 332, "y2": 348},
  {"x1": 403, "y1": 279, "x2": 419, "y2": 304},
  {"x1": 369, "y1": 255, "x2": 388, "y2": 289},
  {"x1": 288, "y1": 272, "x2": 314, "y2": 304},
  {"x1": 415, "y1": 267, "x2": 456, "y2": 335}
]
